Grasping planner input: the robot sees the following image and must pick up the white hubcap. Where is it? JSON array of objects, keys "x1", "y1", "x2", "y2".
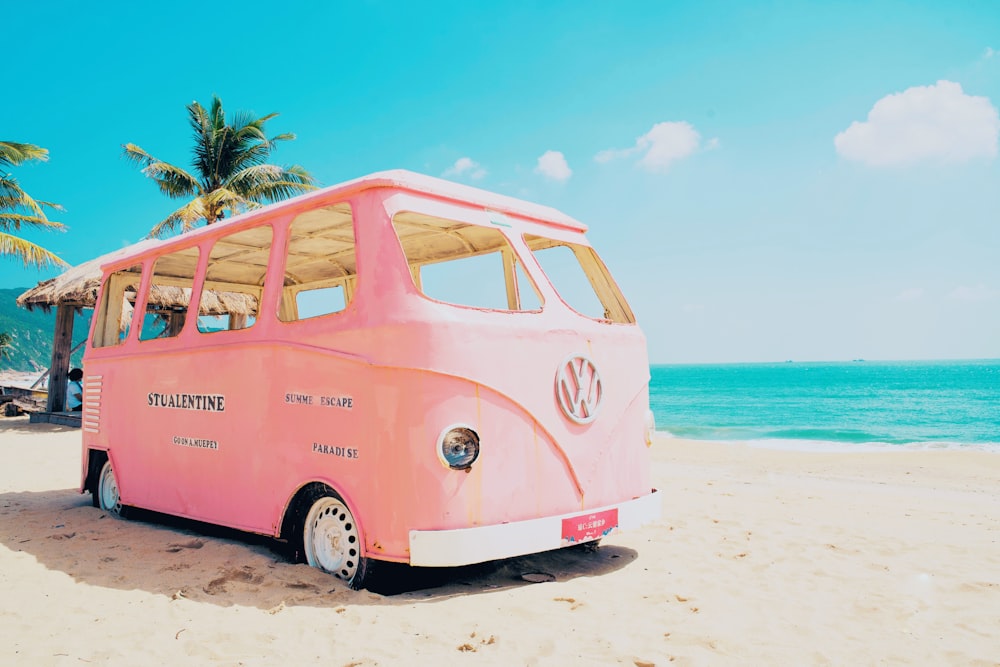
[
  {"x1": 304, "y1": 497, "x2": 360, "y2": 582},
  {"x1": 99, "y1": 462, "x2": 121, "y2": 514}
]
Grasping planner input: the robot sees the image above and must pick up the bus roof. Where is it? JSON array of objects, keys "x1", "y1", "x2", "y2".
[
  {"x1": 333, "y1": 170, "x2": 586, "y2": 231},
  {"x1": 100, "y1": 170, "x2": 587, "y2": 274}
]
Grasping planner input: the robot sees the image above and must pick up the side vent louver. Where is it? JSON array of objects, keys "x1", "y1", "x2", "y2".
[{"x1": 83, "y1": 375, "x2": 103, "y2": 434}]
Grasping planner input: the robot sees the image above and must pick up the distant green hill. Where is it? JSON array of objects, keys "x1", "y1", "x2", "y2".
[{"x1": 0, "y1": 288, "x2": 89, "y2": 372}]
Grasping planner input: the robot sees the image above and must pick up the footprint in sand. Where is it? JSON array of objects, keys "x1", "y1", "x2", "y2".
[
  {"x1": 161, "y1": 563, "x2": 191, "y2": 572},
  {"x1": 456, "y1": 636, "x2": 496, "y2": 652},
  {"x1": 284, "y1": 581, "x2": 318, "y2": 591},
  {"x1": 553, "y1": 596, "x2": 584, "y2": 610},
  {"x1": 165, "y1": 539, "x2": 205, "y2": 553},
  {"x1": 203, "y1": 566, "x2": 262, "y2": 595}
]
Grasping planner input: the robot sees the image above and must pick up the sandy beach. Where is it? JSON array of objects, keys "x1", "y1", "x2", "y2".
[{"x1": 1, "y1": 417, "x2": 998, "y2": 666}]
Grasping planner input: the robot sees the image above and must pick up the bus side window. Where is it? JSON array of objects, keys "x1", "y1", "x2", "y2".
[
  {"x1": 197, "y1": 225, "x2": 271, "y2": 334},
  {"x1": 279, "y1": 203, "x2": 357, "y2": 322},
  {"x1": 138, "y1": 247, "x2": 200, "y2": 341},
  {"x1": 91, "y1": 265, "x2": 143, "y2": 348}
]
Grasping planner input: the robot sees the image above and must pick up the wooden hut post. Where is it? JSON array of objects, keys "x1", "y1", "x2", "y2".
[{"x1": 46, "y1": 305, "x2": 75, "y2": 412}]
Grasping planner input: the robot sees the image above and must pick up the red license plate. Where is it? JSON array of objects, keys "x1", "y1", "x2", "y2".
[{"x1": 561, "y1": 508, "x2": 619, "y2": 545}]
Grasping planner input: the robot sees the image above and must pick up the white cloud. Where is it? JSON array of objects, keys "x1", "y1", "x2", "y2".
[
  {"x1": 443, "y1": 157, "x2": 487, "y2": 180},
  {"x1": 896, "y1": 288, "x2": 924, "y2": 302},
  {"x1": 594, "y1": 148, "x2": 625, "y2": 164},
  {"x1": 534, "y1": 150, "x2": 572, "y2": 182},
  {"x1": 834, "y1": 80, "x2": 1000, "y2": 166},
  {"x1": 948, "y1": 284, "x2": 995, "y2": 301},
  {"x1": 595, "y1": 121, "x2": 714, "y2": 172},
  {"x1": 984, "y1": 47, "x2": 996, "y2": 60}
]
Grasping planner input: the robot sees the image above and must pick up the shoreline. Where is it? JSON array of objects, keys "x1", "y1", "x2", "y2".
[{"x1": 657, "y1": 431, "x2": 1000, "y2": 453}]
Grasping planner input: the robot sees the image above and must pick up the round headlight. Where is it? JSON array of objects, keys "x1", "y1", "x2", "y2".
[{"x1": 438, "y1": 426, "x2": 480, "y2": 471}]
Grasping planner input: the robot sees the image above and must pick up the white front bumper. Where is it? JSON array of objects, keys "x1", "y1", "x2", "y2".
[{"x1": 408, "y1": 489, "x2": 662, "y2": 567}]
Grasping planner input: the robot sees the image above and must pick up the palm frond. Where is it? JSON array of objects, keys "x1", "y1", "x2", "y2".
[
  {"x1": 146, "y1": 198, "x2": 209, "y2": 238},
  {"x1": 208, "y1": 96, "x2": 227, "y2": 130},
  {"x1": 267, "y1": 132, "x2": 296, "y2": 146},
  {"x1": 0, "y1": 176, "x2": 53, "y2": 218},
  {"x1": 0, "y1": 213, "x2": 67, "y2": 232},
  {"x1": 226, "y1": 164, "x2": 317, "y2": 202},
  {"x1": 147, "y1": 163, "x2": 201, "y2": 198},
  {"x1": 0, "y1": 141, "x2": 49, "y2": 169},
  {"x1": 121, "y1": 143, "x2": 164, "y2": 169},
  {"x1": 122, "y1": 144, "x2": 200, "y2": 198},
  {"x1": 188, "y1": 100, "x2": 217, "y2": 186},
  {"x1": 34, "y1": 199, "x2": 66, "y2": 212},
  {"x1": 0, "y1": 194, "x2": 38, "y2": 212},
  {"x1": 230, "y1": 111, "x2": 263, "y2": 132},
  {"x1": 283, "y1": 164, "x2": 315, "y2": 182},
  {"x1": 229, "y1": 123, "x2": 270, "y2": 169},
  {"x1": 187, "y1": 99, "x2": 212, "y2": 139},
  {"x1": 0, "y1": 195, "x2": 21, "y2": 210},
  {"x1": 202, "y1": 187, "x2": 255, "y2": 219},
  {"x1": 0, "y1": 231, "x2": 69, "y2": 268},
  {"x1": 229, "y1": 142, "x2": 271, "y2": 171},
  {"x1": 250, "y1": 179, "x2": 319, "y2": 202}
]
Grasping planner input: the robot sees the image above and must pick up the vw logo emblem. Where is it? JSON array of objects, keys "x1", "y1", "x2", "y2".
[{"x1": 555, "y1": 355, "x2": 603, "y2": 424}]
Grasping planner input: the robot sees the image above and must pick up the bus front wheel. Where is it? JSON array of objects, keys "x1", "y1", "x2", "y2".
[
  {"x1": 301, "y1": 489, "x2": 371, "y2": 590},
  {"x1": 96, "y1": 461, "x2": 124, "y2": 517}
]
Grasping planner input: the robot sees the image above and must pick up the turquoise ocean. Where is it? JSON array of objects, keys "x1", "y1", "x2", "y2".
[{"x1": 649, "y1": 359, "x2": 1000, "y2": 450}]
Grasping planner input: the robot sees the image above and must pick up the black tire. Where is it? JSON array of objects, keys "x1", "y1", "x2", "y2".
[
  {"x1": 96, "y1": 460, "x2": 125, "y2": 518},
  {"x1": 87, "y1": 451, "x2": 108, "y2": 508},
  {"x1": 295, "y1": 485, "x2": 373, "y2": 590}
]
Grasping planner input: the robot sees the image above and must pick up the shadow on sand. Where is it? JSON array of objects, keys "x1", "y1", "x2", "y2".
[{"x1": 0, "y1": 486, "x2": 638, "y2": 610}]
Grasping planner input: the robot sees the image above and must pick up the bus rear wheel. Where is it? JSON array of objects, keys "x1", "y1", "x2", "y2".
[
  {"x1": 97, "y1": 460, "x2": 124, "y2": 517},
  {"x1": 301, "y1": 490, "x2": 371, "y2": 590}
]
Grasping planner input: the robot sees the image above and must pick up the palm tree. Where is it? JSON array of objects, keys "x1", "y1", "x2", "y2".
[
  {"x1": 0, "y1": 141, "x2": 68, "y2": 268},
  {"x1": 123, "y1": 96, "x2": 318, "y2": 238}
]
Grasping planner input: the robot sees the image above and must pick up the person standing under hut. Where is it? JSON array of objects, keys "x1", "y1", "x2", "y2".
[{"x1": 66, "y1": 368, "x2": 84, "y2": 412}]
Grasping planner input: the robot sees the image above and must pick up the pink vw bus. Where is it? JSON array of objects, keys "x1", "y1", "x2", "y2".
[{"x1": 81, "y1": 170, "x2": 660, "y2": 589}]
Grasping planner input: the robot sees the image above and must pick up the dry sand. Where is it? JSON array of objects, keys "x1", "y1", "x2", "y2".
[{"x1": 1, "y1": 417, "x2": 998, "y2": 666}]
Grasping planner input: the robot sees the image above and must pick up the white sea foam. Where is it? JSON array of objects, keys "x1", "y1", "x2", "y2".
[{"x1": 656, "y1": 430, "x2": 1000, "y2": 453}]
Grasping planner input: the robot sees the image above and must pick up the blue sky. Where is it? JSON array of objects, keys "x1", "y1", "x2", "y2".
[{"x1": 4, "y1": 0, "x2": 999, "y2": 363}]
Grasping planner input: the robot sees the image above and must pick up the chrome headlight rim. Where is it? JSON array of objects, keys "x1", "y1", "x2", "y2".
[{"x1": 436, "y1": 423, "x2": 481, "y2": 471}]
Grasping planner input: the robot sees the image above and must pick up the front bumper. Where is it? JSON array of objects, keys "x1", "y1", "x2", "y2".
[{"x1": 408, "y1": 488, "x2": 662, "y2": 567}]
